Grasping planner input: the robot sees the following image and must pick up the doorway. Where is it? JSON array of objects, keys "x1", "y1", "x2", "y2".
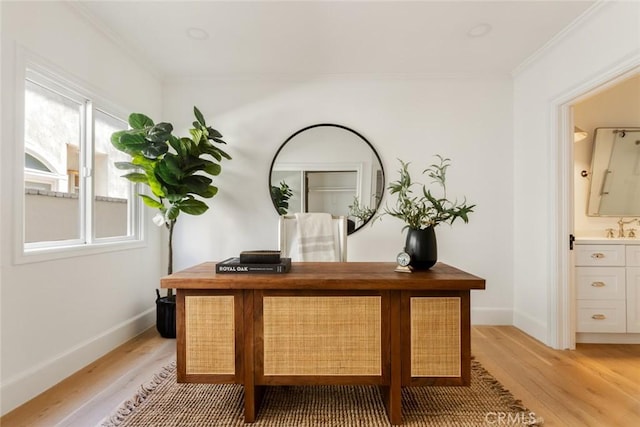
[{"x1": 554, "y1": 65, "x2": 640, "y2": 349}]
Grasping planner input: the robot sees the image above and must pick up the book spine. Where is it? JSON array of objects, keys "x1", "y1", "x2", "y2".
[{"x1": 216, "y1": 264, "x2": 287, "y2": 274}]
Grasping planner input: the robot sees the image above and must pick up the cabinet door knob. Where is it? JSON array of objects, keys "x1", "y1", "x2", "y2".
[
  {"x1": 590, "y1": 253, "x2": 605, "y2": 259},
  {"x1": 591, "y1": 281, "x2": 606, "y2": 288},
  {"x1": 591, "y1": 314, "x2": 606, "y2": 320}
]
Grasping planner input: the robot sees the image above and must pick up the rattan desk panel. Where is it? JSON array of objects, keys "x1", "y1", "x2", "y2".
[
  {"x1": 262, "y1": 295, "x2": 382, "y2": 376},
  {"x1": 163, "y1": 262, "x2": 485, "y2": 425}
]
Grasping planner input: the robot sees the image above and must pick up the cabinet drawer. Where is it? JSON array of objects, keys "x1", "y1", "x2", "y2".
[
  {"x1": 576, "y1": 300, "x2": 626, "y2": 333},
  {"x1": 626, "y1": 246, "x2": 640, "y2": 266},
  {"x1": 575, "y1": 245, "x2": 625, "y2": 266},
  {"x1": 575, "y1": 267, "x2": 626, "y2": 300}
]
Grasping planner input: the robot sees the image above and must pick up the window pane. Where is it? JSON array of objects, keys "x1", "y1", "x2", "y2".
[
  {"x1": 94, "y1": 109, "x2": 131, "y2": 239},
  {"x1": 24, "y1": 79, "x2": 82, "y2": 244}
]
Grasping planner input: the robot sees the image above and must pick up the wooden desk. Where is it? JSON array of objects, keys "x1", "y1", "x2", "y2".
[{"x1": 162, "y1": 262, "x2": 485, "y2": 425}]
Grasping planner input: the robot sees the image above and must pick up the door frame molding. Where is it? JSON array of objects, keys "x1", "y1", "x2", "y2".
[{"x1": 550, "y1": 57, "x2": 640, "y2": 349}]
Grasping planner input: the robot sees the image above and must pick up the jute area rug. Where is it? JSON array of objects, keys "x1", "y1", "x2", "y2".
[{"x1": 100, "y1": 360, "x2": 543, "y2": 426}]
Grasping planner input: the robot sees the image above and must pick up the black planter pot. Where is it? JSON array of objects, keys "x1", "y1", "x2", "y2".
[
  {"x1": 405, "y1": 227, "x2": 437, "y2": 270},
  {"x1": 156, "y1": 290, "x2": 176, "y2": 338}
]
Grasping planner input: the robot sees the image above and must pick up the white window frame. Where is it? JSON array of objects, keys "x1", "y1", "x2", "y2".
[{"x1": 14, "y1": 52, "x2": 145, "y2": 264}]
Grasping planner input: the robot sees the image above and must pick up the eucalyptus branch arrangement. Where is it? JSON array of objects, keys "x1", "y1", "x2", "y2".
[
  {"x1": 348, "y1": 196, "x2": 376, "y2": 223},
  {"x1": 379, "y1": 155, "x2": 475, "y2": 230}
]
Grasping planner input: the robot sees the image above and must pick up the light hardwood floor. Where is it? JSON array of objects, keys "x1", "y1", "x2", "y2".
[{"x1": 1, "y1": 326, "x2": 638, "y2": 427}]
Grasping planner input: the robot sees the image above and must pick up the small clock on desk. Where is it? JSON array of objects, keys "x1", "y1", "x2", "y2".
[{"x1": 395, "y1": 251, "x2": 413, "y2": 273}]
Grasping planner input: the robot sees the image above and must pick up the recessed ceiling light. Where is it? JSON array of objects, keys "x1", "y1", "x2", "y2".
[
  {"x1": 467, "y1": 23, "x2": 492, "y2": 38},
  {"x1": 186, "y1": 27, "x2": 209, "y2": 41}
]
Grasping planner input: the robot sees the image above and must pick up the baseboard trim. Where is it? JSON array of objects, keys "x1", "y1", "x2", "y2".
[
  {"x1": 0, "y1": 308, "x2": 155, "y2": 416},
  {"x1": 513, "y1": 310, "x2": 548, "y2": 345},
  {"x1": 471, "y1": 307, "x2": 513, "y2": 325}
]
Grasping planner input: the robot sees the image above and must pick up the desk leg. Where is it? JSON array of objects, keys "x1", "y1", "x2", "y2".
[
  {"x1": 243, "y1": 290, "x2": 264, "y2": 422},
  {"x1": 380, "y1": 291, "x2": 402, "y2": 425}
]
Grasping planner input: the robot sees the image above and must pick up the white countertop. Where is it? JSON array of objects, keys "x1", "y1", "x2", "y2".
[{"x1": 575, "y1": 237, "x2": 640, "y2": 245}]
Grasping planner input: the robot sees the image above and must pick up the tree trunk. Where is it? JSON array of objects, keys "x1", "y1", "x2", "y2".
[{"x1": 166, "y1": 219, "x2": 176, "y2": 298}]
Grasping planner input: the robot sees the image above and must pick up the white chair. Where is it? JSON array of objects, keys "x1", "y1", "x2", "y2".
[{"x1": 278, "y1": 214, "x2": 347, "y2": 262}]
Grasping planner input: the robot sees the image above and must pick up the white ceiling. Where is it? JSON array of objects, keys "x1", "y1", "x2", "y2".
[{"x1": 76, "y1": 0, "x2": 596, "y2": 80}]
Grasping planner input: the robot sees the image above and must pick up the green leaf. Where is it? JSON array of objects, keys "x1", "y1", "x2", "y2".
[
  {"x1": 122, "y1": 172, "x2": 148, "y2": 183},
  {"x1": 131, "y1": 154, "x2": 155, "y2": 173},
  {"x1": 114, "y1": 161, "x2": 138, "y2": 170},
  {"x1": 129, "y1": 113, "x2": 154, "y2": 129},
  {"x1": 190, "y1": 128, "x2": 204, "y2": 144},
  {"x1": 200, "y1": 141, "x2": 231, "y2": 161},
  {"x1": 203, "y1": 146, "x2": 222, "y2": 161},
  {"x1": 111, "y1": 130, "x2": 127, "y2": 151},
  {"x1": 202, "y1": 160, "x2": 221, "y2": 176},
  {"x1": 211, "y1": 145, "x2": 232, "y2": 160},
  {"x1": 165, "y1": 193, "x2": 184, "y2": 203},
  {"x1": 198, "y1": 185, "x2": 218, "y2": 198},
  {"x1": 181, "y1": 175, "x2": 213, "y2": 194},
  {"x1": 142, "y1": 140, "x2": 169, "y2": 159},
  {"x1": 194, "y1": 106, "x2": 206, "y2": 126},
  {"x1": 180, "y1": 156, "x2": 207, "y2": 175},
  {"x1": 180, "y1": 137, "x2": 195, "y2": 156},
  {"x1": 163, "y1": 154, "x2": 183, "y2": 178},
  {"x1": 148, "y1": 174, "x2": 166, "y2": 198},
  {"x1": 139, "y1": 194, "x2": 164, "y2": 209},
  {"x1": 147, "y1": 122, "x2": 173, "y2": 143},
  {"x1": 206, "y1": 126, "x2": 223, "y2": 138},
  {"x1": 166, "y1": 204, "x2": 180, "y2": 221},
  {"x1": 168, "y1": 135, "x2": 185, "y2": 157},
  {"x1": 177, "y1": 198, "x2": 209, "y2": 215},
  {"x1": 120, "y1": 133, "x2": 147, "y2": 150},
  {"x1": 155, "y1": 160, "x2": 181, "y2": 185}
]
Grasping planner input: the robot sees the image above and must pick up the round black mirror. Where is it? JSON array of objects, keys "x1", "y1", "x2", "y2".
[{"x1": 269, "y1": 124, "x2": 384, "y2": 235}]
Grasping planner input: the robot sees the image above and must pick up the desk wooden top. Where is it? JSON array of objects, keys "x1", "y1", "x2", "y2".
[{"x1": 161, "y1": 262, "x2": 485, "y2": 291}]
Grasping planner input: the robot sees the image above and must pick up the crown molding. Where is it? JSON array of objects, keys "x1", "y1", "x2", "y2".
[{"x1": 511, "y1": 0, "x2": 607, "y2": 77}]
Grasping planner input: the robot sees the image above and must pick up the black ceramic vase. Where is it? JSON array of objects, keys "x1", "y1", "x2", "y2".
[
  {"x1": 156, "y1": 290, "x2": 176, "y2": 338},
  {"x1": 405, "y1": 227, "x2": 437, "y2": 270}
]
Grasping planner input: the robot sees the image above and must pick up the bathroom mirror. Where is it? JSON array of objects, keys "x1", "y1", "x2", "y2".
[
  {"x1": 269, "y1": 124, "x2": 384, "y2": 234},
  {"x1": 587, "y1": 127, "x2": 640, "y2": 216}
]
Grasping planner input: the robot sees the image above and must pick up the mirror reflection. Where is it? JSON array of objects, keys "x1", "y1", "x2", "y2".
[
  {"x1": 587, "y1": 127, "x2": 640, "y2": 216},
  {"x1": 269, "y1": 124, "x2": 384, "y2": 234}
]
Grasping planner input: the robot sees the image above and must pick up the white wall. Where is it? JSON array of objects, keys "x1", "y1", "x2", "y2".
[
  {"x1": 574, "y1": 74, "x2": 640, "y2": 237},
  {"x1": 513, "y1": 1, "x2": 640, "y2": 344},
  {"x1": 163, "y1": 74, "x2": 515, "y2": 325},
  {"x1": 0, "y1": 2, "x2": 163, "y2": 414}
]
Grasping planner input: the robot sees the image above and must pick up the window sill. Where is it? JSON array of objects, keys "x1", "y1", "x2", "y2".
[{"x1": 15, "y1": 239, "x2": 147, "y2": 265}]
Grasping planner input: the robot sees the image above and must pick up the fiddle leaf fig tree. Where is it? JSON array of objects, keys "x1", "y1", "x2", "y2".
[{"x1": 111, "y1": 106, "x2": 231, "y2": 296}]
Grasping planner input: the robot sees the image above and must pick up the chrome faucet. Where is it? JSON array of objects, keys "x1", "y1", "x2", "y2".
[{"x1": 617, "y1": 218, "x2": 637, "y2": 238}]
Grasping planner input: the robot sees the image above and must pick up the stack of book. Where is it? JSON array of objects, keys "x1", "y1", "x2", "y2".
[{"x1": 215, "y1": 250, "x2": 291, "y2": 274}]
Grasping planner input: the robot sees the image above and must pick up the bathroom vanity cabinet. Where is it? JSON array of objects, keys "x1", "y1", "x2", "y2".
[{"x1": 575, "y1": 240, "x2": 640, "y2": 343}]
